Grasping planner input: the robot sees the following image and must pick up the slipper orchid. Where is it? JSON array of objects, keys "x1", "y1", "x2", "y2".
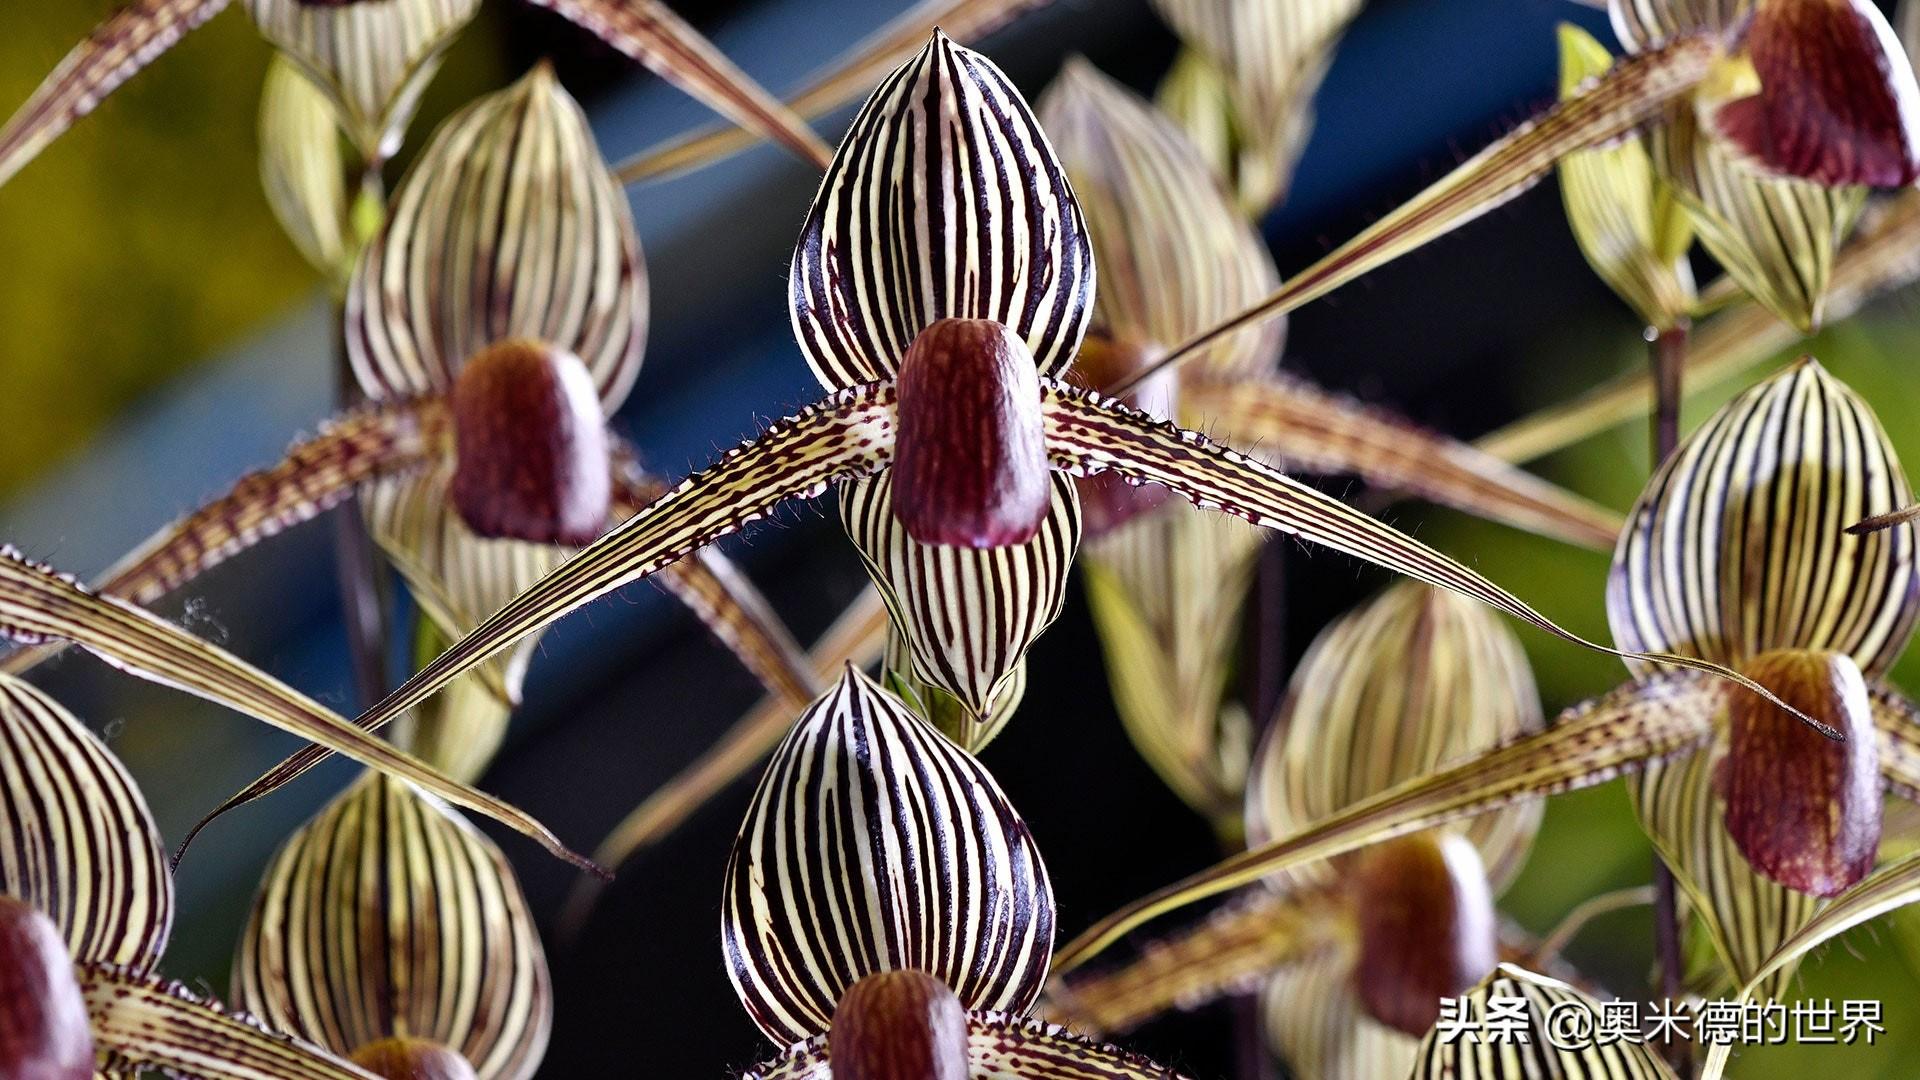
[
  {"x1": 1054, "y1": 360, "x2": 1920, "y2": 1002},
  {"x1": 0, "y1": 0, "x2": 830, "y2": 190}
]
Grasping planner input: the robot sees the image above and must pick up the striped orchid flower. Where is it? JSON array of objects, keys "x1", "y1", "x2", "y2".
[
  {"x1": 2, "y1": 64, "x2": 825, "y2": 841},
  {"x1": 1150, "y1": 0, "x2": 1366, "y2": 215},
  {"x1": 1038, "y1": 58, "x2": 1624, "y2": 835},
  {"x1": 233, "y1": 772, "x2": 552, "y2": 1080},
  {"x1": 1410, "y1": 965, "x2": 1679, "y2": 1080},
  {"x1": 305, "y1": 31, "x2": 1827, "y2": 788},
  {"x1": 1048, "y1": 584, "x2": 1548, "y2": 1077},
  {"x1": 0, "y1": 672, "x2": 522, "y2": 1080},
  {"x1": 1054, "y1": 360, "x2": 1920, "y2": 1005},
  {"x1": 726, "y1": 666, "x2": 1185, "y2": 1079},
  {"x1": 0, "y1": 0, "x2": 834, "y2": 192}
]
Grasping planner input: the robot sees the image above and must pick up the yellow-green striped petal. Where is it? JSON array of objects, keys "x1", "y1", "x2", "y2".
[
  {"x1": 1409, "y1": 964, "x2": 1678, "y2": 1079},
  {"x1": 244, "y1": 0, "x2": 479, "y2": 162},
  {"x1": 790, "y1": 32, "x2": 1093, "y2": 391},
  {"x1": 1264, "y1": 943, "x2": 1419, "y2": 1080},
  {"x1": 235, "y1": 774, "x2": 550, "y2": 1080},
  {"x1": 0, "y1": 675, "x2": 170, "y2": 972},
  {"x1": 1607, "y1": 359, "x2": 1917, "y2": 677},
  {"x1": 1609, "y1": 0, "x2": 1748, "y2": 54},
  {"x1": 259, "y1": 57, "x2": 352, "y2": 277},
  {"x1": 346, "y1": 64, "x2": 646, "y2": 411},
  {"x1": 722, "y1": 667, "x2": 1054, "y2": 1044}
]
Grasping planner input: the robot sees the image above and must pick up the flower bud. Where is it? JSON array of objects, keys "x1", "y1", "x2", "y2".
[
  {"x1": 0, "y1": 895, "x2": 94, "y2": 1080},
  {"x1": 1723, "y1": 648, "x2": 1881, "y2": 897},
  {"x1": 349, "y1": 1038, "x2": 479, "y2": 1080},
  {"x1": 892, "y1": 319, "x2": 1052, "y2": 547},
  {"x1": 450, "y1": 339, "x2": 612, "y2": 547},
  {"x1": 1349, "y1": 833, "x2": 1498, "y2": 1037},
  {"x1": 828, "y1": 971, "x2": 970, "y2": 1080}
]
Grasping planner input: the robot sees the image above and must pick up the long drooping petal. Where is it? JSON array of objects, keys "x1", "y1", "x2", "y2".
[
  {"x1": 1409, "y1": 964, "x2": 1678, "y2": 1079},
  {"x1": 346, "y1": 65, "x2": 646, "y2": 410},
  {"x1": 743, "y1": 1012, "x2": 1188, "y2": 1079},
  {"x1": 82, "y1": 966, "x2": 384, "y2": 1080},
  {"x1": 1045, "y1": 889, "x2": 1340, "y2": 1038},
  {"x1": 259, "y1": 58, "x2": 351, "y2": 277},
  {"x1": 0, "y1": 400, "x2": 447, "y2": 678},
  {"x1": 321, "y1": 385, "x2": 897, "y2": 770},
  {"x1": 0, "y1": 675, "x2": 171, "y2": 973},
  {"x1": 1608, "y1": 359, "x2": 1917, "y2": 677},
  {"x1": 1038, "y1": 59, "x2": 1282, "y2": 381},
  {"x1": 563, "y1": 586, "x2": 889, "y2": 932},
  {"x1": 235, "y1": 775, "x2": 550, "y2": 1080},
  {"x1": 1041, "y1": 383, "x2": 1822, "y2": 715},
  {"x1": 790, "y1": 32, "x2": 1093, "y2": 391},
  {"x1": 1181, "y1": 374, "x2": 1623, "y2": 550},
  {"x1": 0, "y1": 547, "x2": 594, "y2": 872},
  {"x1": 841, "y1": 472, "x2": 1079, "y2": 744},
  {"x1": 0, "y1": 0, "x2": 230, "y2": 190},
  {"x1": 1051, "y1": 674, "x2": 1722, "y2": 973},
  {"x1": 722, "y1": 668, "x2": 1054, "y2": 1044},
  {"x1": 1110, "y1": 32, "x2": 1722, "y2": 395},
  {"x1": 244, "y1": 0, "x2": 479, "y2": 162},
  {"x1": 1475, "y1": 189, "x2": 1920, "y2": 466},
  {"x1": 1247, "y1": 584, "x2": 1544, "y2": 894},
  {"x1": 613, "y1": 0, "x2": 1051, "y2": 183},
  {"x1": 519, "y1": 0, "x2": 831, "y2": 170}
]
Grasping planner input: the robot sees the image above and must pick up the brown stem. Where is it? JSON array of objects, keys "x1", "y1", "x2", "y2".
[{"x1": 1647, "y1": 320, "x2": 1690, "y2": 1076}]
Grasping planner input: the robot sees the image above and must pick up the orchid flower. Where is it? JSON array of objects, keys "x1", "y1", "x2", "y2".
[
  {"x1": 1047, "y1": 584, "x2": 1547, "y2": 1077},
  {"x1": 0, "y1": 0, "x2": 834, "y2": 190},
  {"x1": 294, "y1": 31, "x2": 1827, "y2": 821},
  {"x1": 1054, "y1": 360, "x2": 1920, "y2": 1004},
  {"x1": 1, "y1": 65, "x2": 824, "y2": 844},
  {"x1": 233, "y1": 772, "x2": 552, "y2": 1080},
  {"x1": 0, "y1": 672, "x2": 516, "y2": 1080},
  {"x1": 1038, "y1": 57, "x2": 1626, "y2": 834},
  {"x1": 727, "y1": 666, "x2": 1186, "y2": 1079},
  {"x1": 1409, "y1": 965, "x2": 1679, "y2": 1079},
  {"x1": 1150, "y1": 0, "x2": 1367, "y2": 215},
  {"x1": 1107, "y1": 0, "x2": 1920, "y2": 400}
]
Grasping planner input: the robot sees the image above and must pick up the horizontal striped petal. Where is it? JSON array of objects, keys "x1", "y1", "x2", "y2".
[
  {"x1": 1051, "y1": 673, "x2": 1722, "y2": 974},
  {"x1": 1181, "y1": 374, "x2": 1623, "y2": 550},
  {"x1": 244, "y1": 0, "x2": 479, "y2": 162},
  {"x1": 1264, "y1": 942, "x2": 1419, "y2": 1080},
  {"x1": 1039, "y1": 59, "x2": 1281, "y2": 381},
  {"x1": 259, "y1": 58, "x2": 352, "y2": 276},
  {"x1": 1409, "y1": 964, "x2": 1678, "y2": 1079},
  {"x1": 520, "y1": 0, "x2": 831, "y2": 170},
  {"x1": 612, "y1": 0, "x2": 1049, "y2": 184},
  {"x1": 325, "y1": 385, "x2": 898, "y2": 775},
  {"x1": 1653, "y1": 107, "x2": 1863, "y2": 332},
  {"x1": 1109, "y1": 32, "x2": 1721, "y2": 395},
  {"x1": 790, "y1": 31, "x2": 1093, "y2": 390},
  {"x1": 1040, "y1": 383, "x2": 1819, "y2": 721},
  {"x1": 0, "y1": 547, "x2": 593, "y2": 872},
  {"x1": 82, "y1": 965, "x2": 382, "y2": 1080},
  {"x1": 744, "y1": 1011, "x2": 1187, "y2": 1079},
  {"x1": 0, "y1": 676, "x2": 170, "y2": 972},
  {"x1": 1046, "y1": 889, "x2": 1339, "y2": 1038},
  {"x1": 0, "y1": 399, "x2": 445, "y2": 679},
  {"x1": 1477, "y1": 189, "x2": 1920, "y2": 465},
  {"x1": 1701, "y1": 848, "x2": 1920, "y2": 1079},
  {"x1": 1081, "y1": 508, "x2": 1262, "y2": 827},
  {"x1": 0, "y1": 0, "x2": 229, "y2": 190},
  {"x1": 841, "y1": 471, "x2": 1079, "y2": 747},
  {"x1": 1556, "y1": 24, "x2": 1697, "y2": 331},
  {"x1": 1608, "y1": 359, "x2": 1918, "y2": 676},
  {"x1": 235, "y1": 775, "x2": 550, "y2": 1080},
  {"x1": 1870, "y1": 680, "x2": 1920, "y2": 801},
  {"x1": 563, "y1": 586, "x2": 890, "y2": 932},
  {"x1": 723, "y1": 667, "x2": 1054, "y2": 1044},
  {"x1": 1247, "y1": 584, "x2": 1545, "y2": 893},
  {"x1": 346, "y1": 64, "x2": 646, "y2": 410}
]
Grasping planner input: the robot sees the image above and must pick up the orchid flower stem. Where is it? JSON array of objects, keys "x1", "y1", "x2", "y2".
[
  {"x1": 1647, "y1": 319, "x2": 1690, "y2": 1076},
  {"x1": 1535, "y1": 885, "x2": 1658, "y2": 963}
]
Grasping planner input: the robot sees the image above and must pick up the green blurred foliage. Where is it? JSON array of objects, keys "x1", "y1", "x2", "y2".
[
  {"x1": 0, "y1": 3, "x2": 504, "y2": 499},
  {"x1": 1429, "y1": 294, "x2": 1920, "y2": 1077}
]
